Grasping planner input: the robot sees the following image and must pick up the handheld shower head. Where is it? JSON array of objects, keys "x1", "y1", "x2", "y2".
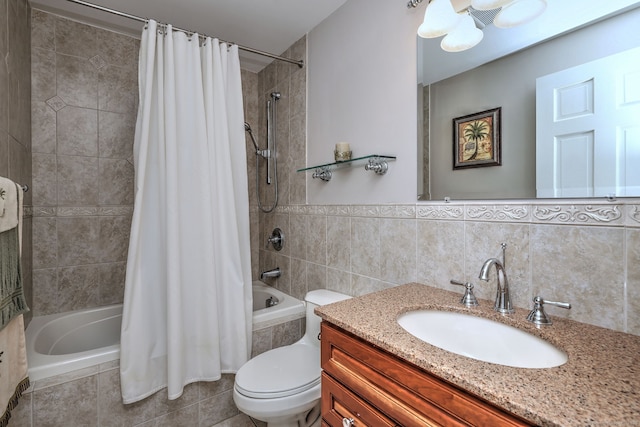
[{"x1": 244, "y1": 122, "x2": 259, "y2": 152}]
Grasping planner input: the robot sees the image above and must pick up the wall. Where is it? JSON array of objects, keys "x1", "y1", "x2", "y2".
[
  {"x1": 255, "y1": 36, "x2": 308, "y2": 287},
  {"x1": 306, "y1": 0, "x2": 418, "y2": 204},
  {"x1": 30, "y1": 10, "x2": 137, "y2": 316},
  {"x1": 0, "y1": 0, "x2": 33, "y2": 323}
]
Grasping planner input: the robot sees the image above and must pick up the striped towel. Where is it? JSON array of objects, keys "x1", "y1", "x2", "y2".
[{"x1": 0, "y1": 178, "x2": 29, "y2": 427}]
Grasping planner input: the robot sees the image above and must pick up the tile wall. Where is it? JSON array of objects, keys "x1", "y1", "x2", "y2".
[
  {"x1": 30, "y1": 10, "x2": 137, "y2": 316},
  {"x1": 261, "y1": 201, "x2": 640, "y2": 336},
  {"x1": 1, "y1": 0, "x2": 33, "y2": 323}
]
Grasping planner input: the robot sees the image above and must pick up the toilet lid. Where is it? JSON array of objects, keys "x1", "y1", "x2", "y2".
[{"x1": 235, "y1": 344, "x2": 321, "y2": 399}]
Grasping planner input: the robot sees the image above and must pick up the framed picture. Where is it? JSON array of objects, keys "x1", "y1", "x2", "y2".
[{"x1": 453, "y1": 107, "x2": 501, "y2": 169}]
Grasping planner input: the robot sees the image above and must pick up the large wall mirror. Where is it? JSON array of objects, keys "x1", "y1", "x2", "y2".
[{"x1": 417, "y1": 1, "x2": 640, "y2": 201}]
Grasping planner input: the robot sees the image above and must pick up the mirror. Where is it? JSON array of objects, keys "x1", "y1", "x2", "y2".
[{"x1": 417, "y1": 2, "x2": 640, "y2": 200}]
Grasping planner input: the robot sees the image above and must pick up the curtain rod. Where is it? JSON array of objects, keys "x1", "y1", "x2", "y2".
[{"x1": 65, "y1": 0, "x2": 304, "y2": 68}]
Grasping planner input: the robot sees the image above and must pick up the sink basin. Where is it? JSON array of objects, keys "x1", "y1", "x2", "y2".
[{"x1": 397, "y1": 310, "x2": 567, "y2": 369}]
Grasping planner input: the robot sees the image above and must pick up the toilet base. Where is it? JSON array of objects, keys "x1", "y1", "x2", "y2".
[{"x1": 263, "y1": 402, "x2": 321, "y2": 427}]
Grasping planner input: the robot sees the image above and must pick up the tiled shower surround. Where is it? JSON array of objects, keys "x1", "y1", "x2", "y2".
[
  {"x1": 30, "y1": 10, "x2": 138, "y2": 316},
  {"x1": 1, "y1": 0, "x2": 33, "y2": 324},
  {"x1": 14, "y1": 6, "x2": 640, "y2": 427}
]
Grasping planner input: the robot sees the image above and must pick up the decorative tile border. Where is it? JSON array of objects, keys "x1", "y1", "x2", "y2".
[
  {"x1": 32, "y1": 207, "x2": 56, "y2": 217},
  {"x1": 416, "y1": 204, "x2": 464, "y2": 220},
  {"x1": 627, "y1": 205, "x2": 640, "y2": 227},
  {"x1": 256, "y1": 200, "x2": 640, "y2": 227},
  {"x1": 32, "y1": 206, "x2": 134, "y2": 217},
  {"x1": 532, "y1": 204, "x2": 624, "y2": 226},
  {"x1": 465, "y1": 205, "x2": 530, "y2": 222}
]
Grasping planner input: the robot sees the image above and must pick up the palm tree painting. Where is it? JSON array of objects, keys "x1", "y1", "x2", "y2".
[{"x1": 453, "y1": 107, "x2": 501, "y2": 169}]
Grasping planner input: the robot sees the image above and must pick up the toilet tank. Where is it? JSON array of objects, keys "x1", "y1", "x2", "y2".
[{"x1": 301, "y1": 289, "x2": 351, "y2": 346}]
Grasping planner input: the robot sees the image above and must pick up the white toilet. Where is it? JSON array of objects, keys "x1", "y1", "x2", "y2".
[{"x1": 233, "y1": 289, "x2": 351, "y2": 427}]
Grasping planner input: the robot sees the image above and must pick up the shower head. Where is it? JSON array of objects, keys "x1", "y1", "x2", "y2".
[{"x1": 244, "y1": 121, "x2": 260, "y2": 153}]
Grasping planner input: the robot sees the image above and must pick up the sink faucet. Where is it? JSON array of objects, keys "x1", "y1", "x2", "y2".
[{"x1": 478, "y1": 258, "x2": 514, "y2": 314}]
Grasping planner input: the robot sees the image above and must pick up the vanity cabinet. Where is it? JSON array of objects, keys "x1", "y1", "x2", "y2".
[{"x1": 320, "y1": 322, "x2": 533, "y2": 427}]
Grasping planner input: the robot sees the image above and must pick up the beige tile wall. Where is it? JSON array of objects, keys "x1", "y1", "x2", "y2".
[
  {"x1": 1, "y1": 0, "x2": 33, "y2": 323},
  {"x1": 30, "y1": 10, "x2": 137, "y2": 316},
  {"x1": 262, "y1": 202, "x2": 640, "y2": 336}
]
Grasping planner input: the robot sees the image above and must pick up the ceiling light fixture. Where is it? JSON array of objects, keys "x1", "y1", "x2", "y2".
[
  {"x1": 417, "y1": 0, "x2": 461, "y2": 38},
  {"x1": 493, "y1": 0, "x2": 548, "y2": 28},
  {"x1": 470, "y1": 0, "x2": 511, "y2": 10},
  {"x1": 409, "y1": 0, "x2": 547, "y2": 52},
  {"x1": 441, "y1": 11, "x2": 484, "y2": 52}
]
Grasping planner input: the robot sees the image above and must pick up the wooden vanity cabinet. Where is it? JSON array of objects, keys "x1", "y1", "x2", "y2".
[{"x1": 320, "y1": 322, "x2": 533, "y2": 427}]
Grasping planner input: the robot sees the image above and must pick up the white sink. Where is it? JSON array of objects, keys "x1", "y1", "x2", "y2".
[{"x1": 397, "y1": 310, "x2": 567, "y2": 369}]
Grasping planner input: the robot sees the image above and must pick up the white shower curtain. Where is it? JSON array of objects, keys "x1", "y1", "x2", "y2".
[{"x1": 120, "y1": 20, "x2": 253, "y2": 404}]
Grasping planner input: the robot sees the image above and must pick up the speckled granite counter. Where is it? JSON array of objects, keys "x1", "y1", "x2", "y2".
[{"x1": 316, "y1": 283, "x2": 640, "y2": 427}]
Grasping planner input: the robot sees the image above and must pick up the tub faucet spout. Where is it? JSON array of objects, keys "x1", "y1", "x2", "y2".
[
  {"x1": 479, "y1": 258, "x2": 514, "y2": 314},
  {"x1": 260, "y1": 267, "x2": 281, "y2": 280}
]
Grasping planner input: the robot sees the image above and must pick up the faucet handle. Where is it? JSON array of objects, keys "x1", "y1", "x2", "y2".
[
  {"x1": 526, "y1": 296, "x2": 571, "y2": 326},
  {"x1": 266, "y1": 228, "x2": 284, "y2": 251},
  {"x1": 450, "y1": 280, "x2": 479, "y2": 307}
]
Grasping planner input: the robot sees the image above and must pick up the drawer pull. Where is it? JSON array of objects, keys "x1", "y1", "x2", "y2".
[{"x1": 342, "y1": 418, "x2": 355, "y2": 427}]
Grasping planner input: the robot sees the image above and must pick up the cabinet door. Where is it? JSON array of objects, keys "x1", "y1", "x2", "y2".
[
  {"x1": 322, "y1": 373, "x2": 399, "y2": 427},
  {"x1": 321, "y1": 322, "x2": 533, "y2": 427}
]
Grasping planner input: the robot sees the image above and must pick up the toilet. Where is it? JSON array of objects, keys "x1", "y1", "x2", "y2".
[{"x1": 233, "y1": 289, "x2": 351, "y2": 427}]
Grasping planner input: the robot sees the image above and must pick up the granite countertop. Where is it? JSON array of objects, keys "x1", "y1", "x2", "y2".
[{"x1": 315, "y1": 283, "x2": 640, "y2": 427}]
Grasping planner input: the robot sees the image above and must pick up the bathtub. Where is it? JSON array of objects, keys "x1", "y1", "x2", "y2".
[{"x1": 25, "y1": 281, "x2": 305, "y2": 382}]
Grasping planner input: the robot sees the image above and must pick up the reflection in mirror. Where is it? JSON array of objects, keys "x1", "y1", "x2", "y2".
[{"x1": 417, "y1": 4, "x2": 640, "y2": 200}]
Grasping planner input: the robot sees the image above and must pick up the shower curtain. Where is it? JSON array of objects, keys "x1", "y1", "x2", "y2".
[{"x1": 120, "y1": 20, "x2": 253, "y2": 404}]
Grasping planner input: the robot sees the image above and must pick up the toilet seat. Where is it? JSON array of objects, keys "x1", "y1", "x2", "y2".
[{"x1": 235, "y1": 343, "x2": 320, "y2": 399}]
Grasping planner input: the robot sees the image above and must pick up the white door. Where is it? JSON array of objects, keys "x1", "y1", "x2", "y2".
[{"x1": 536, "y1": 46, "x2": 640, "y2": 198}]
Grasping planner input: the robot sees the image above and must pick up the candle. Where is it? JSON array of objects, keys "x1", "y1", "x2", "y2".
[{"x1": 335, "y1": 142, "x2": 350, "y2": 153}]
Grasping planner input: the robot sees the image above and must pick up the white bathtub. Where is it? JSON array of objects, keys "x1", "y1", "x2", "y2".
[{"x1": 25, "y1": 281, "x2": 305, "y2": 382}]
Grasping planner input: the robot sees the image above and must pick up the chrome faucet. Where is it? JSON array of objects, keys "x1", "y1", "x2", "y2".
[
  {"x1": 478, "y1": 258, "x2": 514, "y2": 314},
  {"x1": 260, "y1": 267, "x2": 281, "y2": 280}
]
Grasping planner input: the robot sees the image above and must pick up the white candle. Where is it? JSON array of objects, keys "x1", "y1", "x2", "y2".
[{"x1": 336, "y1": 142, "x2": 350, "y2": 153}]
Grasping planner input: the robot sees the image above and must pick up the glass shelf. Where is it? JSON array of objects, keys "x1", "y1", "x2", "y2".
[{"x1": 297, "y1": 155, "x2": 396, "y2": 182}]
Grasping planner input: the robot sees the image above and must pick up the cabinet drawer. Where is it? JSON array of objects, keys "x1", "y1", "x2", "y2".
[
  {"x1": 322, "y1": 372, "x2": 398, "y2": 427},
  {"x1": 321, "y1": 322, "x2": 532, "y2": 427}
]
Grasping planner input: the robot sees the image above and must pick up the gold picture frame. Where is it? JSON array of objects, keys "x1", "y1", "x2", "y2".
[{"x1": 453, "y1": 107, "x2": 501, "y2": 169}]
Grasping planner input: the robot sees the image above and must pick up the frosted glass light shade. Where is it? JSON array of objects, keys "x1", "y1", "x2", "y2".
[
  {"x1": 471, "y1": 0, "x2": 512, "y2": 11},
  {"x1": 441, "y1": 13, "x2": 484, "y2": 52},
  {"x1": 493, "y1": 0, "x2": 547, "y2": 28},
  {"x1": 417, "y1": 0, "x2": 461, "y2": 38}
]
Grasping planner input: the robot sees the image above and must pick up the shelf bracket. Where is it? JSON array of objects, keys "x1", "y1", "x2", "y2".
[
  {"x1": 364, "y1": 157, "x2": 389, "y2": 175},
  {"x1": 312, "y1": 166, "x2": 332, "y2": 182}
]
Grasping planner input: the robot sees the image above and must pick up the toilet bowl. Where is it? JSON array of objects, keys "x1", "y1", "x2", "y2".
[{"x1": 233, "y1": 289, "x2": 351, "y2": 427}]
